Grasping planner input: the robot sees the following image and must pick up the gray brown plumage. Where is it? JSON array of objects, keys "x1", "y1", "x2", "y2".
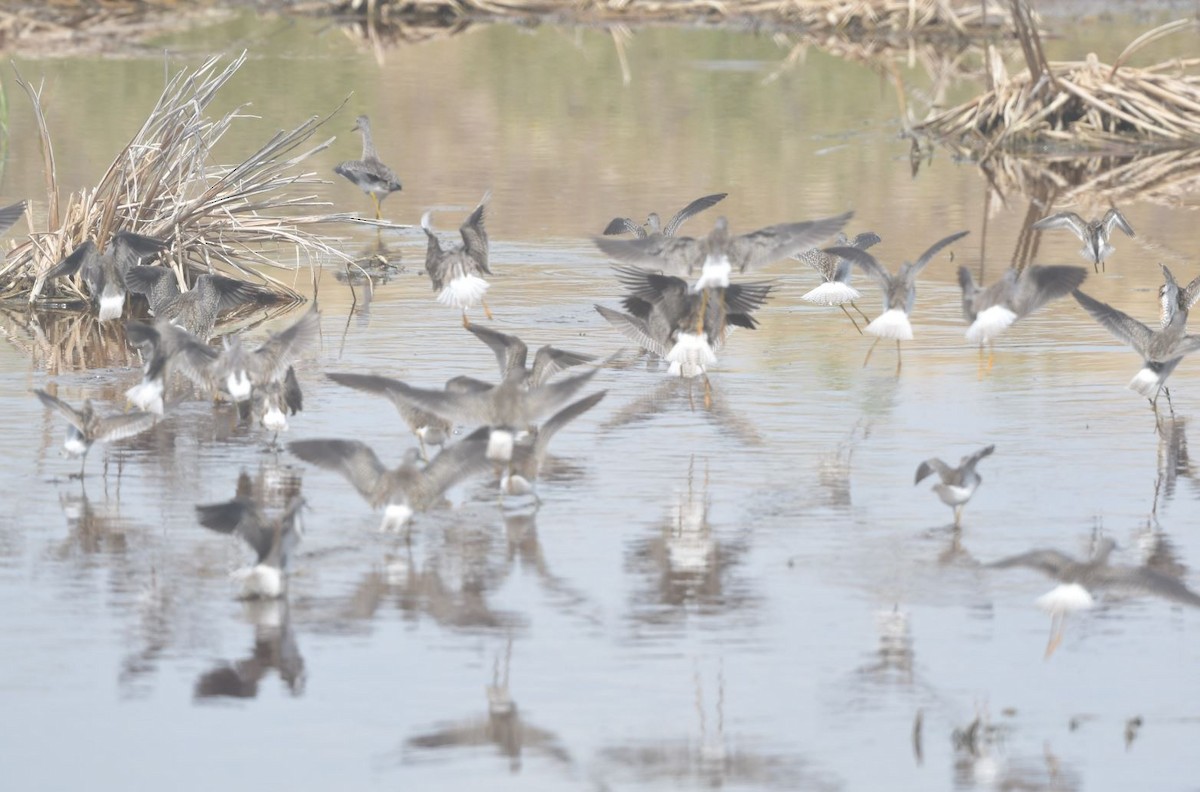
[
  {"x1": 288, "y1": 430, "x2": 492, "y2": 530},
  {"x1": 602, "y1": 193, "x2": 727, "y2": 239},
  {"x1": 1033, "y1": 208, "x2": 1135, "y2": 272},
  {"x1": 334, "y1": 115, "x2": 402, "y2": 220},
  {"x1": 44, "y1": 231, "x2": 166, "y2": 321},
  {"x1": 325, "y1": 371, "x2": 453, "y2": 460},
  {"x1": 34, "y1": 389, "x2": 157, "y2": 476},
  {"x1": 464, "y1": 323, "x2": 594, "y2": 389},
  {"x1": 422, "y1": 192, "x2": 492, "y2": 326}
]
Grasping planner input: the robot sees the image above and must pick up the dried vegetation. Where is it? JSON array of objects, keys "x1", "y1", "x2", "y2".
[{"x1": 0, "y1": 53, "x2": 355, "y2": 307}]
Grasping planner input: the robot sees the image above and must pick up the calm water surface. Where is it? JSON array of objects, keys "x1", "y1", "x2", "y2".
[{"x1": 2, "y1": 11, "x2": 1200, "y2": 791}]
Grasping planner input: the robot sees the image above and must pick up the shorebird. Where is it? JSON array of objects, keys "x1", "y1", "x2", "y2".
[
  {"x1": 602, "y1": 193, "x2": 727, "y2": 239},
  {"x1": 1032, "y1": 207, "x2": 1135, "y2": 272},
  {"x1": 213, "y1": 305, "x2": 320, "y2": 408},
  {"x1": 288, "y1": 430, "x2": 492, "y2": 531},
  {"x1": 597, "y1": 266, "x2": 771, "y2": 383},
  {"x1": 124, "y1": 306, "x2": 318, "y2": 423},
  {"x1": 123, "y1": 264, "x2": 181, "y2": 315},
  {"x1": 463, "y1": 323, "x2": 594, "y2": 389},
  {"x1": 826, "y1": 230, "x2": 969, "y2": 372},
  {"x1": 593, "y1": 211, "x2": 850, "y2": 335},
  {"x1": 422, "y1": 192, "x2": 492, "y2": 327},
  {"x1": 1159, "y1": 263, "x2": 1200, "y2": 323},
  {"x1": 958, "y1": 264, "x2": 1088, "y2": 366},
  {"x1": 499, "y1": 390, "x2": 606, "y2": 499},
  {"x1": 325, "y1": 372, "x2": 453, "y2": 460},
  {"x1": 794, "y1": 230, "x2": 881, "y2": 333},
  {"x1": 247, "y1": 367, "x2": 304, "y2": 435},
  {"x1": 914, "y1": 444, "x2": 994, "y2": 527},
  {"x1": 367, "y1": 364, "x2": 603, "y2": 466},
  {"x1": 196, "y1": 474, "x2": 306, "y2": 599},
  {"x1": 43, "y1": 231, "x2": 166, "y2": 321},
  {"x1": 151, "y1": 273, "x2": 268, "y2": 341},
  {"x1": 334, "y1": 115, "x2": 402, "y2": 220},
  {"x1": 34, "y1": 389, "x2": 157, "y2": 477},
  {"x1": 988, "y1": 537, "x2": 1200, "y2": 657},
  {"x1": 1073, "y1": 279, "x2": 1200, "y2": 412},
  {"x1": 125, "y1": 319, "x2": 219, "y2": 414}
]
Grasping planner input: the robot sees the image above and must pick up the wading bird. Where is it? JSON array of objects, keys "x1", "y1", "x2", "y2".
[
  {"x1": 914, "y1": 444, "x2": 995, "y2": 528},
  {"x1": 34, "y1": 389, "x2": 157, "y2": 477},
  {"x1": 603, "y1": 193, "x2": 727, "y2": 239},
  {"x1": 422, "y1": 192, "x2": 492, "y2": 327},
  {"x1": 1032, "y1": 208, "x2": 1135, "y2": 272},
  {"x1": 334, "y1": 115, "x2": 402, "y2": 220},
  {"x1": 826, "y1": 230, "x2": 969, "y2": 373}
]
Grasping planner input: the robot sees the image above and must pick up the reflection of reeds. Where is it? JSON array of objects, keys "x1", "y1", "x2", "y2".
[
  {"x1": 978, "y1": 147, "x2": 1200, "y2": 210},
  {"x1": 0, "y1": 3, "x2": 234, "y2": 57},
  {"x1": 917, "y1": 16, "x2": 1200, "y2": 156},
  {"x1": 0, "y1": 53, "x2": 350, "y2": 306},
  {"x1": 329, "y1": 0, "x2": 1013, "y2": 37},
  {"x1": 0, "y1": 306, "x2": 140, "y2": 374}
]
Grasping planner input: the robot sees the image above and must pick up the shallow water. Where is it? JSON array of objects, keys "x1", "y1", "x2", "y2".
[{"x1": 3, "y1": 11, "x2": 1200, "y2": 791}]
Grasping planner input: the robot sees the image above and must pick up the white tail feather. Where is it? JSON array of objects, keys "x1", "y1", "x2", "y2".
[
  {"x1": 865, "y1": 309, "x2": 913, "y2": 340},
  {"x1": 1036, "y1": 583, "x2": 1094, "y2": 614},
  {"x1": 126, "y1": 380, "x2": 164, "y2": 415},
  {"x1": 98, "y1": 293, "x2": 125, "y2": 322},
  {"x1": 694, "y1": 255, "x2": 731, "y2": 290},
  {"x1": 437, "y1": 274, "x2": 489, "y2": 310},
  {"x1": 487, "y1": 429, "x2": 515, "y2": 463},
  {"x1": 226, "y1": 371, "x2": 253, "y2": 402},
  {"x1": 1128, "y1": 367, "x2": 1162, "y2": 397},
  {"x1": 667, "y1": 332, "x2": 717, "y2": 369},
  {"x1": 801, "y1": 281, "x2": 860, "y2": 306},
  {"x1": 965, "y1": 306, "x2": 1018, "y2": 344},
  {"x1": 381, "y1": 504, "x2": 414, "y2": 532},
  {"x1": 232, "y1": 565, "x2": 284, "y2": 599},
  {"x1": 420, "y1": 210, "x2": 434, "y2": 232},
  {"x1": 261, "y1": 406, "x2": 288, "y2": 432}
]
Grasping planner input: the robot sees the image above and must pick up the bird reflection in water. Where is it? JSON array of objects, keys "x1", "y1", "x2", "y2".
[
  {"x1": 988, "y1": 535, "x2": 1200, "y2": 658},
  {"x1": 950, "y1": 709, "x2": 1080, "y2": 791},
  {"x1": 1152, "y1": 415, "x2": 1196, "y2": 515},
  {"x1": 602, "y1": 377, "x2": 763, "y2": 446},
  {"x1": 342, "y1": 529, "x2": 525, "y2": 632},
  {"x1": 404, "y1": 638, "x2": 570, "y2": 772},
  {"x1": 194, "y1": 600, "x2": 306, "y2": 700},
  {"x1": 626, "y1": 457, "x2": 755, "y2": 621},
  {"x1": 855, "y1": 606, "x2": 916, "y2": 688},
  {"x1": 598, "y1": 661, "x2": 826, "y2": 789}
]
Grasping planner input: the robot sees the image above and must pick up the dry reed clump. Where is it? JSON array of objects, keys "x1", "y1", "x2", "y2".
[
  {"x1": 916, "y1": 18, "x2": 1200, "y2": 157},
  {"x1": 323, "y1": 0, "x2": 1014, "y2": 37},
  {"x1": 0, "y1": 52, "x2": 354, "y2": 307}
]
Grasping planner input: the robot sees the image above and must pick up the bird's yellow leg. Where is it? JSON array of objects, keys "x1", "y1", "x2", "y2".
[
  {"x1": 840, "y1": 305, "x2": 863, "y2": 334},
  {"x1": 862, "y1": 337, "x2": 881, "y2": 368},
  {"x1": 482, "y1": 298, "x2": 494, "y2": 321},
  {"x1": 371, "y1": 194, "x2": 382, "y2": 220}
]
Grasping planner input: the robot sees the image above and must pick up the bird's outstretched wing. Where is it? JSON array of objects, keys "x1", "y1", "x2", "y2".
[{"x1": 1072, "y1": 289, "x2": 1154, "y2": 356}]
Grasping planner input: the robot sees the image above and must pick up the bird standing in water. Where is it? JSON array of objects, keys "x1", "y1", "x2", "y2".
[
  {"x1": 34, "y1": 389, "x2": 158, "y2": 477},
  {"x1": 826, "y1": 230, "x2": 969, "y2": 373},
  {"x1": 422, "y1": 192, "x2": 492, "y2": 327},
  {"x1": 914, "y1": 444, "x2": 995, "y2": 528},
  {"x1": 1032, "y1": 208, "x2": 1135, "y2": 272},
  {"x1": 334, "y1": 115, "x2": 403, "y2": 220}
]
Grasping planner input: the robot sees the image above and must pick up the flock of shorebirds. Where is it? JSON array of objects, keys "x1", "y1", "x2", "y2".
[{"x1": 24, "y1": 115, "x2": 1200, "y2": 638}]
